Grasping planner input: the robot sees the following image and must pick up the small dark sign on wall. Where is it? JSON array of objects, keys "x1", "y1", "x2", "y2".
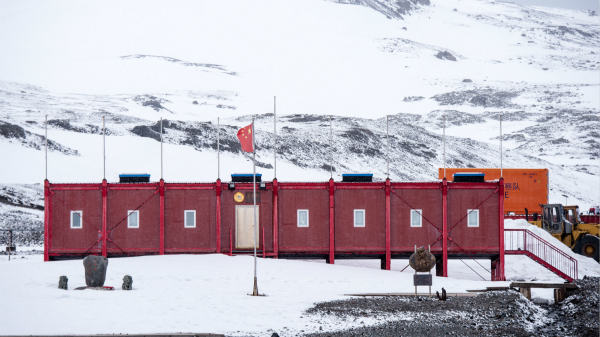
[{"x1": 245, "y1": 192, "x2": 261, "y2": 203}]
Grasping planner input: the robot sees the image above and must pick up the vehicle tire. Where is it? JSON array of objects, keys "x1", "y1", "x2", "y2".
[{"x1": 573, "y1": 235, "x2": 599, "y2": 262}]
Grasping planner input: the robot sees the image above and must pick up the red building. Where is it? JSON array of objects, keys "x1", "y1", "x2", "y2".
[{"x1": 43, "y1": 175, "x2": 506, "y2": 280}]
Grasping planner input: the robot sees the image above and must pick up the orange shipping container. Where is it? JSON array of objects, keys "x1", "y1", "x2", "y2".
[{"x1": 438, "y1": 168, "x2": 548, "y2": 215}]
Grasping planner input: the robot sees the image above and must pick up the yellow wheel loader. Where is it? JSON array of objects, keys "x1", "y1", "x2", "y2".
[{"x1": 525, "y1": 204, "x2": 599, "y2": 262}]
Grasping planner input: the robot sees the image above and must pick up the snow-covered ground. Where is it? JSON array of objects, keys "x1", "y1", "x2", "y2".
[{"x1": 0, "y1": 219, "x2": 597, "y2": 336}]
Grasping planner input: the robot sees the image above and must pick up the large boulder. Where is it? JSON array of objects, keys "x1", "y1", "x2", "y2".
[
  {"x1": 83, "y1": 255, "x2": 108, "y2": 287},
  {"x1": 409, "y1": 247, "x2": 436, "y2": 272},
  {"x1": 435, "y1": 51, "x2": 457, "y2": 61}
]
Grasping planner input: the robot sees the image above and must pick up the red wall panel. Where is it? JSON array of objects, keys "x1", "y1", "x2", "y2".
[
  {"x1": 51, "y1": 189, "x2": 102, "y2": 253},
  {"x1": 107, "y1": 187, "x2": 160, "y2": 253},
  {"x1": 164, "y1": 189, "x2": 216, "y2": 252},
  {"x1": 334, "y1": 188, "x2": 385, "y2": 252},
  {"x1": 447, "y1": 187, "x2": 499, "y2": 253},
  {"x1": 278, "y1": 189, "x2": 329, "y2": 252},
  {"x1": 390, "y1": 188, "x2": 442, "y2": 252}
]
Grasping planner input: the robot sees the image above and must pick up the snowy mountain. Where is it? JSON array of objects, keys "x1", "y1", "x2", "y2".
[{"x1": 0, "y1": 0, "x2": 599, "y2": 224}]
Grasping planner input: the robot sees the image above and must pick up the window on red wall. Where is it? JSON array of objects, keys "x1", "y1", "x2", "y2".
[
  {"x1": 354, "y1": 209, "x2": 365, "y2": 227},
  {"x1": 411, "y1": 209, "x2": 422, "y2": 227},
  {"x1": 467, "y1": 209, "x2": 479, "y2": 227},
  {"x1": 184, "y1": 210, "x2": 196, "y2": 228},
  {"x1": 297, "y1": 209, "x2": 309, "y2": 227},
  {"x1": 128, "y1": 210, "x2": 139, "y2": 228},
  {"x1": 70, "y1": 211, "x2": 82, "y2": 229}
]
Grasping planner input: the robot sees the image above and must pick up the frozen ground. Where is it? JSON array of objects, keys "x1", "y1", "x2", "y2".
[{"x1": 0, "y1": 219, "x2": 597, "y2": 336}]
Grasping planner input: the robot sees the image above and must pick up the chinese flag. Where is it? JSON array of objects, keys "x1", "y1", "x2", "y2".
[{"x1": 237, "y1": 124, "x2": 254, "y2": 152}]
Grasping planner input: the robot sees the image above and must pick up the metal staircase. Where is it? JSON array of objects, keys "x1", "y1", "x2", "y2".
[{"x1": 505, "y1": 229, "x2": 578, "y2": 282}]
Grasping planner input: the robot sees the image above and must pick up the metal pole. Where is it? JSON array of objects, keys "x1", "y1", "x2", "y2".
[
  {"x1": 273, "y1": 96, "x2": 277, "y2": 179},
  {"x1": 252, "y1": 117, "x2": 259, "y2": 296},
  {"x1": 330, "y1": 115, "x2": 332, "y2": 179},
  {"x1": 500, "y1": 114, "x2": 503, "y2": 178},
  {"x1": 8, "y1": 230, "x2": 12, "y2": 261},
  {"x1": 386, "y1": 116, "x2": 389, "y2": 179},
  {"x1": 443, "y1": 114, "x2": 446, "y2": 179},
  {"x1": 217, "y1": 117, "x2": 220, "y2": 180},
  {"x1": 160, "y1": 117, "x2": 163, "y2": 180},
  {"x1": 45, "y1": 115, "x2": 48, "y2": 180},
  {"x1": 103, "y1": 116, "x2": 105, "y2": 180}
]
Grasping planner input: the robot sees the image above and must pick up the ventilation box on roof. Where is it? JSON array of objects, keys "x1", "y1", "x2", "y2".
[
  {"x1": 452, "y1": 172, "x2": 485, "y2": 183},
  {"x1": 119, "y1": 174, "x2": 151, "y2": 183},
  {"x1": 231, "y1": 173, "x2": 262, "y2": 183},
  {"x1": 342, "y1": 174, "x2": 373, "y2": 182}
]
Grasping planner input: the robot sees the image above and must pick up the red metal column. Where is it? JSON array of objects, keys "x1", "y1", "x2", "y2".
[
  {"x1": 43, "y1": 180, "x2": 50, "y2": 262},
  {"x1": 159, "y1": 179, "x2": 165, "y2": 255},
  {"x1": 272, "y1": 178, "x2": 279, "y2": 258},
  {"x1": 498, "y1": 178, "x2": 505, "y2": 281},
  {"x1": 385, "y1": 178, "x2": 391, "y2": 270},
  {"x1": 328, "y1": 178, "x2": 335, "y2": 264},
  {"x1": 102, "y1": 179, "x2": 107, "y2": 257},
  {"x1": 216, "y1": 179, "x2": 222, "y2": 253},
  {"x1": 442, "y1": 178, "x2": 448, "y2": 277}
]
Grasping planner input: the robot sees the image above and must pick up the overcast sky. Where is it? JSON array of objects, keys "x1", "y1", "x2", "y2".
[{"x1": 509, "y1": 0, "x2": 599, "y2": 11}]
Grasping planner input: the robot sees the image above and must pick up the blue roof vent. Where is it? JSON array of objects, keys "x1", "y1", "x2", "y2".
[
  {"x1": 119, "y1": 174, "x2": 151, "y2": 183},
  {"x1": 342, "y1": 173, "x2": 373, "y2": 182},
  {"x1": 231, "y1": 173, "x2": 262, "y2": 183},
  {"x1": 452, "y1": 172, "x2": 485, "y2": 183}
]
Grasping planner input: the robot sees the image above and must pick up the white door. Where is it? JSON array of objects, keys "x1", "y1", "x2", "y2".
[{"x1": 236, "y1": 205, "x2": 259, "y2": 249}]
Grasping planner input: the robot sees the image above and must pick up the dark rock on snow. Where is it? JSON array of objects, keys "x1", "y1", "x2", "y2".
[
  {"x1": 83, "y1": 255, "x2": 108, "y2": 287},
  {"x1": 122, "y1": 275, "x2": 133, "y2": 290},
  {"x1": 58, "y1": 276, "x2": 68, "y2": 290},
  {"x1": 435, "y1": 51, "x2": 457, "y2": 61}
]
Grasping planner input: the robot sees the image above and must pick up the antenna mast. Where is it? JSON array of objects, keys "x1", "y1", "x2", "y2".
[
  {"x1": 103, "y1": 116, "x2": 106, "y2": 180},
  {"x1": 443, "y1": 114, "x2": 446, "y2": 179},
  {"x1": 45, "y1": 115, "x2": 48, "y2": 180},
  {"x1": 217, "y1": 117, "x2": 220, "y2": 180},
  {"x1": 386, "y1": 116, "x2": 389, "y2": 179},
  {"x1": 274, "y1": 96, "x2": 276, "y2": 179},
  {"x1": 330, "y1": 115, "x2": 333, "y2": 179},
  {"x1": 160, "y1": 118, "x2": 163, "y2": 180}
]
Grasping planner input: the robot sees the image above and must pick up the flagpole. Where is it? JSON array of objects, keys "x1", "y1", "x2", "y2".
[
  {"x1": 103, "y1": 116, "x2": 106, "y2": 180},
  {"x1": 443, "y1": 114, "x2": 446, "y2": 179},
  {"x1": 160, "y1": 117, "x2": 164, "y2": 180},
  {"x1": 274, "y1": 96, "x2": 276, "y2": 179},
  {"x1": 500, "y1": 114, "x2": 503, "y2": 179},
  {"x1": 252, "y1": 116, "x2": 259, "y2": 296},
  {"x1": 45, "y1": 115, "x2": 48, "y2": 180},
  {"x1": 330, "y1": 115, "x2": 332, "y2": 179},
  {"x1": 217, "y1": 117, "x2": 220, "y2": 180},
  {"x1": 386, "y1": 116, "x2": 389, "y2": 179}
]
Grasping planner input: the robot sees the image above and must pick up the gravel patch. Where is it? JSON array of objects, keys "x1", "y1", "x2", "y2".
[{"x1": 302, "y1": 278, "x2": 599, "y2": 337}]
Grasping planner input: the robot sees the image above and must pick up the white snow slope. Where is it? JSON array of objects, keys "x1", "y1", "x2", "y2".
[
  {"x1": 1, "y1": 0, "x2": 599, "y2": 210},
  {"x1": 0, "y1": 0, "x2": 599, "y2": 204}
]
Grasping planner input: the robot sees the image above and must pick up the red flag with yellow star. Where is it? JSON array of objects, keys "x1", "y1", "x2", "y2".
[{"x1": 237, "y1": 124, "x2": 254, "y2": 152}]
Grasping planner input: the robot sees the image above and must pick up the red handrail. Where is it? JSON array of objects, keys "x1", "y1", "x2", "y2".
[{"x1": 505, "y1": 229, "x2": 578, "y2": 282}]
